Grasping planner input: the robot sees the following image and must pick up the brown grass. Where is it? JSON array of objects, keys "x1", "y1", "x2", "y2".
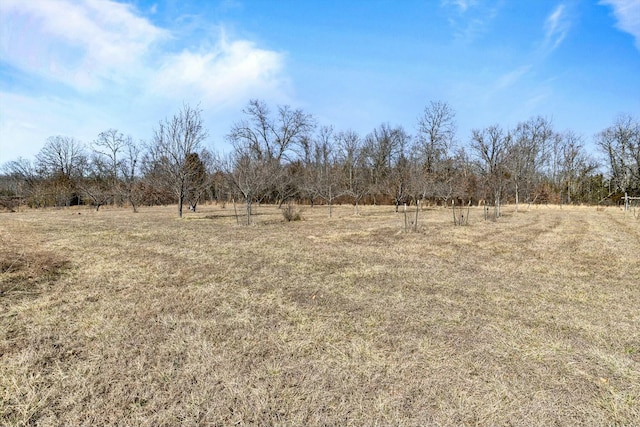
[{"x1": 1, "y1": 203, "x2": 639, "y2": 426}]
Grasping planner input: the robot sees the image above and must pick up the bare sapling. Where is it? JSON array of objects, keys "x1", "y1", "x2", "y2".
[
  {"x1": 452, "y1": 200, "x2": 470, "y2": 226},
  {"x1": 452, "y1": 199, "x2": 456, "y2": 225},
  {"x1": 484, "y1": 204, "x2": 496, "y2": 221},
  {"x1": 404, "y1": 203, "x2": 408, "y2": 232},
  {"x1": 465, "y1": 200, "x2": 470, "y2": 225}
]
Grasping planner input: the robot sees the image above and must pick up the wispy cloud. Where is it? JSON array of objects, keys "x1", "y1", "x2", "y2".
[
  {"x1": 543, "y1": 3, "x2": 571, "y2": 53},
  {"x1": 495, "y1": 65, "x2": 533, "y2": 90},
  {"x1": 441, "y1": 0, "x2": 478, "y2": 13},
  {"x1": 600, "y1": 0, "x2": 640, "y2": 51},
  {"x1": 441, "y1": 0, "x2": 500, "y2": 43}
]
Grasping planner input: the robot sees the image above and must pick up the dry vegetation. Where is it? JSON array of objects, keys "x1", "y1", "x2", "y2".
[{"x1": 1, "y1": 203, "x2": 639, "y2": 426}]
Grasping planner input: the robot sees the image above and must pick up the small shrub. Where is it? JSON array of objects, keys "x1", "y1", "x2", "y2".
[{"x1": 282, "y1": 203, "x2": 302, "y2": 222}]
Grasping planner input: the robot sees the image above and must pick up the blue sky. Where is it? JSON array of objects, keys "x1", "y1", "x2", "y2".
[{"x1": 1, "y1": 0, "x2": 639, "y2": 164}]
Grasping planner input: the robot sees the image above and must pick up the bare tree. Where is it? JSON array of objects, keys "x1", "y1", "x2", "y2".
[
  {"x1": 336, "y1": 129, "x2": 368, "y2": 214},
  {"x1": 272, "y1": 160, "x2": 305, "y2": 208},
  {"x1": 413, "y1": 101, "x2": 457, "y2": 205},
  {"x1": 228, "y1": 99, "x2": 315, "y2": 163},
  {"x1": 2, "y1": 158, "x2": 41, "y2": 206},
  {"x1": 36, "y1": 136, "x2": 87, "y2": 206},
  {"x1": 556, "y1": 131, "x2": 597, "y2": 204},
  {"x1": 120, "y1": 139, "x2": 143, "y2": 212},
  {"x1": 227, "y1": 100, "x2": 315, "y2": 209},
  {"x1": 507, "y1": 116, "x2": 553, "y2": 211},
  {"x1": 36, "y1": 136, "x2": 86, "y2": 179},
  {"x1": 146, "y1": 104, "x2": 209, "y2": 218},
  {"x1": 405, "y1": 150, "x2": 428, "y2": 230},
  {"x1": 93, "y1": 129, "x2": 125, "y2": 180},
  {"x1": 470, "y1": 125, "x2": 511, "y2": 218},
  {"x1": 596, "y1": 114, "x2": 640, "y2": 197},
  {"x1": 225, "y1": 148, "x2": 273, "y2": 225},
  {"x1": 307, "y1": 126, "x2": 342, "y2": 217},
  {"x1": 416, "y1": 101, "x2": 456, "y2": 173},
  {"x1": 363, "y1": 123, "x2": 407, "y2": 205},
  {"x1": 80, "y1": 160, "x2": 112, "y2": 211},
  {"x1": 81, "y1": 129, "x2": 127, "y2": 211}
]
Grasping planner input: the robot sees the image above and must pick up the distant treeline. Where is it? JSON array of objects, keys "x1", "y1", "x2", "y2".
[{"x1": 1, "y1": 100, "x2": 639, "y2": 217}]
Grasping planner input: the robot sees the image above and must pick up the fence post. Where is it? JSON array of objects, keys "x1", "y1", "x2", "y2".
[{"x1": 625, "y1": 192, "x2": 629, "y2": 211}]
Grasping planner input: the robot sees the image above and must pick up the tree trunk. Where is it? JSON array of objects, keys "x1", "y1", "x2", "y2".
[
  {"x1": 233, "y1": 198, "x2": 239, "y2": 225},
  {"x1": 245, "y1": 198, "x2": 252, "y2": 225},
  {"x1": 129, "y1": 189, "x2": 138, "y2": 213},
  {"x1": 178, "y1": 189, "x2": 184, "y2": 218},
  {"x1": 452, "y1": 200, "x2": 457, "y2": 225}
]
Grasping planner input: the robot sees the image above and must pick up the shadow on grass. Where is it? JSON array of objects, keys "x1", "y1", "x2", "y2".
[{"x1": 0, "y1": 246, "x2": 71, "y2": 301}]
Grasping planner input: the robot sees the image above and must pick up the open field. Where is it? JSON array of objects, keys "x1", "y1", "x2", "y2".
[{"x1": 1, "y1": 203, "x2": 639, "y2": 426}]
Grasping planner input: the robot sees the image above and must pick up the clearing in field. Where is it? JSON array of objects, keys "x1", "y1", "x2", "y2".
[{"x1": 1, "y1": 204, "x2": 639, "y2": 425}]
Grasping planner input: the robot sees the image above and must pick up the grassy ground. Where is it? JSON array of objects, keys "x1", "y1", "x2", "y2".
[{"x1": 1, "y1": 203, "x2": 639, "y2": 426}]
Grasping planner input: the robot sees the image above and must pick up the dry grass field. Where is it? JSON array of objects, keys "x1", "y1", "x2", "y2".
[{"x1": 1, "y1": 202, "x2": 639, "y2": 426}]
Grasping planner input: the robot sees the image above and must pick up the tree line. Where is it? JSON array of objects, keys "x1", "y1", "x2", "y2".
[{"x1": 1, "y1": 100, "x2": 639, "y2": 221}]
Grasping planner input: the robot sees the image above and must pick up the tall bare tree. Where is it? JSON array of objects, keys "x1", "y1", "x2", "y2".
[
  {"x1": 36, "y1": 136, "x2": 87, "y2": 206},
  {"x1": 363, "y1": 123, "x2": 407, "y2": 204},
  {"x1": 415, "y1": 101, "x2": 457, "y2": 205},
  {"x1": 82, "y1": 130, "x2": 124, "y2": 209},
  {"x1": 416, "y1": 101, "x2": 456, "y2": 172},
  {"x1": 596, "y1": 114, "x2": 640, "y2": 197},
  {"x1": 227, "y1": 100, "x2": 315, "y2": 211},
  {"x1": 556, "y1": 131, "x2": 597, "y2": 204},
  {"x1": 225, "y1": 147, "x2": 272, "y2": 225},
  {"x1": 36, "y1": 136, "x2": 86, "y2": 179},
  {"x1": 470, "y1": 125, "x2": 511, "y2": 217},
  {"x1": 508, "y1": 116, "x2": 553, "y2": 211},
  {"x1": 228, "y1": 99, "x2": 315, "y2": 163},
  {"x1": 336, "y1": 129, "x2": 368, "y2": 214},
  {"x1": 1, "y1": 157, "x2": 43, "y2": 207},
  {"x1": 93, "y1": 130, "x2": 126, "y2": 181},
  {"x1": 315, "y1": 127, "x2": 342, "y2": 216},
  {"x1": 146, "y1": 104, "x2": 209, "y2": 218},
  {"x1": 120, "y1": 139, "x2": 143, "y2": 212}
]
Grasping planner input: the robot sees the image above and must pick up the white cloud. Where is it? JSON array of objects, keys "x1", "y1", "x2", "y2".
[
  {"x1": 0, "y1": 0, "x2": 288, "y2": 99},
  {"x1": 0, "y1": 0, "x2": 167, "y2": 90},
  {"x1": 543, "y1": 3, "x2": 570, "y2": 52},
  {"x1": 151, "y1": 34, "x2": 287, "y2": 110},
  {"x1": 0, "y1": 0, "x2": 292, "y2": 160},
  {"x1": 600, "y1": 0, "x2": 640, "y2": 51}
]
